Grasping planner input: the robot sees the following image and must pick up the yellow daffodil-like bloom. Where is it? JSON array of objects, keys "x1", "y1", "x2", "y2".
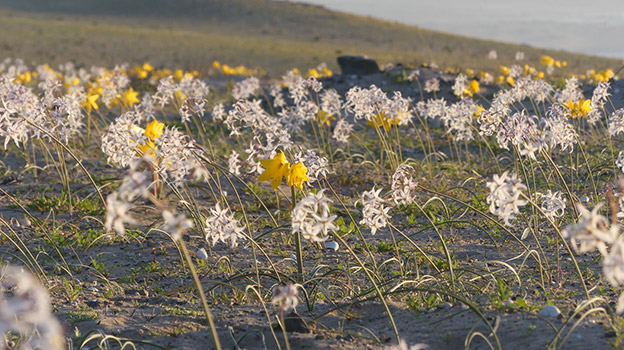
[
  {"x1": 540, "y1": 55, "x2": 555, "y2": 67},
  {"x1": 591, "y1": 69, "x2": 614, "y2": 83},
  {"x1": 461, "y1": 80, "x2": 480, "y2": 98},
  {"x1": 83, "y1": 94, "x2": 99, "y2": 114},
  {"x1": 499, "y1": 65, "x2": 511, "y2": 76},
  {"x1": 473, "y1": 105, "x2": 485, "y2": 119},
  {"x1": 134, "y1": 120, "x2": 164, "y2": 158},
  {"x1": 563, "y1": 98, "x2": 591, "y2": 119},
  {"x1": 144, "y1": 120, "x2": 164, "y2": 140},
  {"x1": 287, "y1": 162, "x2": 309, "y2": 190},
  {"x1": 316, "y1": 110, "x2": 336, "y2": 128},
  {"x1": 258, "y1": 151, "x2": 291, "y2": 190},
  {"x1": 123, "y1": 87, "x2": 140, "y2": 108},
  {"x1": 465, "y1": 68, "x2": 475, "y2": 77}
]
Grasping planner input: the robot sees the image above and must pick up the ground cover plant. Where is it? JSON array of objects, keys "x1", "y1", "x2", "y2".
[{"x1": 2, "y1": 49, "x2": 624, "y2": 350}]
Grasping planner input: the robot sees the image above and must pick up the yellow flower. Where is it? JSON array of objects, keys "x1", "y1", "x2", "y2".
[
  {"x1": 367, "y1": 112, "x2": 395, "y2": 132},
  {"x1": 287, "y1": 162, "x2": 309, "y2": 190},
  {"x1": 133, "y1": 120, "x2": 164, "y2": 158},
  {"x1": 315, "y1": 110, "x2": 336, "y2": 128},
  {"x1": 540, "y1": 55, "x2": 555, "y2": 67},
  {"x1": 563, "y1": 98, "x2": 591, "y2": 119},
  {"x1": 83, "y1": 94, "x2": 99, "y2": 114},
  {"x1": 123, "y1": 87, "x2": 140, "y2": 108},
  {"x1": 145, "y1": 120, "x2": 164, "y2": 141},
  {"x1": 258, "y1": 151, "x2": 291, "y2": 190},
  {"x1": 499, "y1": 65, "x2": 510, "y2": 76},
  {"x1": 473, "y1": 104, "x2": 485, "y2": 119},
  {"x1": 142, "y1": 62, "x2": 154, "y2": 72}
]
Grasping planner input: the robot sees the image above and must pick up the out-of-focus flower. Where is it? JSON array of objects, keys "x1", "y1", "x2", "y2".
[
  {"x1": 562, "y1": 203, "x2": 618, "y2": 256},
  {"x1": 0, "y1": 265, "x2": 65, "y2": 350},
  {"x1": 162, "y1": 210, "x2": 193, "y2": 241},
  {"x1": 272, "y1": 282, "x2": 299, "y2": 312},
  {"x1": 123, "y1": 87, "x2": 140, "y2": 107}
]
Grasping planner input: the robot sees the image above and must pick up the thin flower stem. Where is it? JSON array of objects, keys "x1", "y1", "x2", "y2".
[
  {"x1": 292, "y1": 186, "x2": 304, "y2": 280},
  {"x1": 178, "y1": 239, "x2": 222, "y2": 350}
]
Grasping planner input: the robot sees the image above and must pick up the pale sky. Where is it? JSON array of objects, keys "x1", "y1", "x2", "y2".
[{"x1": 289, "y1": 0, "x2": 624, "y2": 59}]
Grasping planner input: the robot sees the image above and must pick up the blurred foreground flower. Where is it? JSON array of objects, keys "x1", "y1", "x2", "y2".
[
  {"x1": 272, "y1": 282, "x2": 299, "y2": 312},
  {"x1": 0, "y1": 265, "x2": 64, "y2": 350}
]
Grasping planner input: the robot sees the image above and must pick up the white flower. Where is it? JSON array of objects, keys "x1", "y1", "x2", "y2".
[
  {"x1": 391, "y1": 164, "x2": 418, "y2": 205},
  {"x1": 562, "y1": 203, "x2": 618, "y2": 256},
  {"x1": 486, "y1": 172, "x2": 527, "y2": 226},
  {"x1": 0, "y1": 265, "x2": 64, "y2": 350},
  {"x1": 272, "y1": 282, "x2": 298, "y2": 312},
  {"x1": 162, "y1": 210, "x2": 193, "y2": 241},
  {"x1": 358, "y1": 187, "x2": 392, "y2": 235},
  {"x1": 204, "y1": 203, "x2": 246, "y2": 248},
  {"x1": 487, "y1": 50, "x2": 498, "y2": 60},
  {"x1": 332, "y1": 118, "x2": 353, "y2": 144},
  {"x1": 231, "y1": 77, "x2": 260, "y2": 100},
  {"x1": 228, "y1": 150, "x2": 241, "y2": 176},
  {"x1": 424, "y1": 78, "x2": 440, "y2": 93},
  {"x1": 104, "y1": 192, "x2": 137, "y2": 235},
  {"x1": 538, "y1": 190, "x2": 566, "y2": 220},
  {"x1": 296, "y1": 150, "x2": 329, "y2": 184},
  {"x1": 292, "y1": 190, "x2": 337, "y2": 242}
]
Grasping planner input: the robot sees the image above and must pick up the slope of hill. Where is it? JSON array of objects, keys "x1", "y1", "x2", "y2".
[{"x1": 0, "y1": 0, "x2": 619, "y2": 76}]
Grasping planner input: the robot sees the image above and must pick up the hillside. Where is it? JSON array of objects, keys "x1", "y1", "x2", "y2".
[{"x1": 0, "y1": 0, "x2": 620, "y2": 76}]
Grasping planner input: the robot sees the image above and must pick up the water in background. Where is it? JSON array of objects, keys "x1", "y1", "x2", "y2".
[{"x1": 290, "y1": 0, "x2": 624, "y2": 59}]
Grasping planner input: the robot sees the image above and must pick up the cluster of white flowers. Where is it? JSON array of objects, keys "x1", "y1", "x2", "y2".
[
  {"x1": 204, "y1": 203, "x2": 246, "y2": 248},
  {"x1": 291, "y1": 190, "x2": 337, "y2": 242},
  {"x1": 228, "y1": 150, "x2": 242, "y2": 176},
  {"x1": 0, "y1": 265, "x2": 64, "y2": 350},
  {"x1": 0, "y1": 73, "x2": 85, "y2": 149},
  {"x1": 295, "y1": 150, "x2": 329, "y2": 184},
  {"x1": 345, "y1": 85, "x2": 413, "y2": 126},
  {"x1": 587, "y1": 81, "x2": 610, "y2": 124},
  {"x1": 538, "y1": 190, "x2": 566, "y2": 220},
  {"x1": 154, "y1": 126, "x2": 204, "y2": 186},
  {"x1": 486, "y1": 172, "x2": 527, "y2": 226},
  {"x1": 391, "y1": 164, "x2": 418, "y2": 205},
  {"x1": 442, "y1": 98, "x2": 478, "y2": 141},
  {"x1": 332, "y1": 118, "x2": 353, "y2": 144},
  {"x1": 231, "y1": 76, "x2": 260, "y2": 100},
  {"x1": 424, "y1": 78, "x2": 440, "y2": 93},
  {"x1": 358, "y1": 187, "x2": 392, "y2": 235},
  {"x1": 320, "y1": 89, "x2": 343, "y2": 118},
  {"x1": 452, "y1": 74, "x2": 469, "y2": 97},
  {"x1": 101, "y1": 111, "x2": 147, "y2": 168},
  {"x1": 224, "y1": 99, "x2": 292, "y2": 159}
]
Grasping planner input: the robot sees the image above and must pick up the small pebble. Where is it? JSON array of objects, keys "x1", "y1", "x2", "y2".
[
  {"x1": 580, "y1": 196, "x2": 589, "y2": 203},
  {"x1": 538, "y1": 305, "x2": 561, "y2": 318},
  {"x1": 325, "y1": 241, "x2": 339, "y2": 251},
  {"x1": 439, "y1": 302, "x2": 452, "y2": 310},
  {"x1": 195, "y1": 248, "x2": 208, "y2": 261}
]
